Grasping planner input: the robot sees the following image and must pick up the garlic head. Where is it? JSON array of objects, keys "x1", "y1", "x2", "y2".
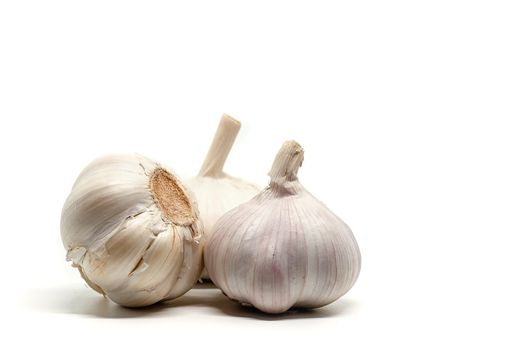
[
  {"x1": 204, "y1": 141, "x2": 361, "y2": 313},
  {"x1": 61, "y1": 154, "x2": 204, "y2": 307},
  {"x1": 185, "y1": 114, "x2": 259, "y2": 279}
]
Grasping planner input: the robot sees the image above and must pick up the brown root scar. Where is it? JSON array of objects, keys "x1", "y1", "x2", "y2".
[{"x1": 149, "y1": 168, "x2": 195, "y2": 226}]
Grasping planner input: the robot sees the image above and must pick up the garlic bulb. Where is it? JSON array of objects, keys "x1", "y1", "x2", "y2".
[
  {"x1": 185, "y1": 114, "x2": 260, "y2": 279},
  {"x1": 60, "y1": 154, "x2": 204, "y2": 307},
  {"x1": 205, "y1": 141, "x2": 361, "y2": 313}
]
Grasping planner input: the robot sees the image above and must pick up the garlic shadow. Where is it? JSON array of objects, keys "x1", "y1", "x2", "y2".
[
  {"x1": 211, "y1": 297, "x2": 359, "y2": 321},
  {"x1": 164, "y1": 289, "x2": 359, "y2": 320},
  {"x1": 22, "y1": 285, "x2": 168, "y2": 319},
  {"x1": 23, "y1": 284, "x2": 358, "y2": 320},
  {"x1": 193, "y1": 280, "x2": 218, "y2": 289}
]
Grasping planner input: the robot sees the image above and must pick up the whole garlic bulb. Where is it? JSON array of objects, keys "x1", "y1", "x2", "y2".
[
  {"x1": 205, "y1": 141, "x2": 361, "y2": 313},
  {"x1": 185, "y1": 114, "x2": 260, "y2": 279},
  {"x1": 61, "y1": 154, "x2": 204, "y2": 307}
]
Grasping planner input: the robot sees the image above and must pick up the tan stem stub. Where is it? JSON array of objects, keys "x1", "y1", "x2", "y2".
[
  {"x1": 150, "y1": 168, "x2": 195, "y2": 226},
  {"x1": 198, "y1": 114, "x2": 241, "y2": 177},
  {"x1": 268, "y1": 140, "x2": 304, "y2": 184}
]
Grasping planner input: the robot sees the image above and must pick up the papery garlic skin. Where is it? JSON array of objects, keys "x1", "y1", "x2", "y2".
[
  {"x1": 61, "y1": 154, "x2": 204, "y2": 307},
  {"x1": 185, "y1": 176, "x2": 259, "y2": 235},
  {"x1": 205, "y1": 141, "x2": 360, "y2": 313},
  {"x1": 186, "y1": 114, "x2": 259, "y2": 279}
]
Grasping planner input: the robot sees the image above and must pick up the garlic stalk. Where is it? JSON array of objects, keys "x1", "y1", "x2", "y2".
[
  {"x1": 204, "y1": 141, "x2": 361, "y2": 313},
  {"x1": 185, "y1": 114, "x2": 260, "y2": 279},
  {"x1": 60, "y1": 154, "x2": 204, "y2": 307}
]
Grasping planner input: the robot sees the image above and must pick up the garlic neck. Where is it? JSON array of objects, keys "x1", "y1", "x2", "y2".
[
  {"x1": 198, "y1": 114, "x2": 241, "y2": 178},
  {"x1": 268, "y1": 140, "x2": 304, "y2": 187}
]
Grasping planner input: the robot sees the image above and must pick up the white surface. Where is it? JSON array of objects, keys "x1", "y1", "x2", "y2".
[{"x1": 1, "y1": 1, "x2": 524, "y2": 349}]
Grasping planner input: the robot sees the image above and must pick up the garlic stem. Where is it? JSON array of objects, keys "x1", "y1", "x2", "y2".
[
  {"x1": 268, "y1": 140, "x2": 305, "y2": 185},
  {"x1": 198, "y1": 114, "x2": 241, "y2": 177}
]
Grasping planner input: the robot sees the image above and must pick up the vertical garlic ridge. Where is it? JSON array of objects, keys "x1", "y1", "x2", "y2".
[
  {"x1": 272, "y1": 199, "x2": 296, "y2": 312},
  {"x1": 296, "y1": 195, "x2": 361, "y2": 307},
  {"x1": 293, "y1": 194, "x2": 322, "y2": 306},
  {"x1": 299, "y1": 197, "x2": 341, "y2": 306},
  {"x1": 233, "y1": 203, "x2": 268, "y2": 304},
  {"x1": 219, "y1": 206, "x2": 253, "y2": 303},
  {"x1": 206, "y1": 199, "x2": 262, "y2": 300},
  {"x1": 164, "y1": 220, "x2": 204, "y2": 300},
  {"x1": 314, "y1": 196, "x2": 341, "y2": 304},
  {"x1": 346, "y1": 220, "x2": 362, "y2": 289},
  {"x1": 287, "y1": 196, "x2": 308, "y2": 306},
  {"x1": 319, "y1": 199, "x2": 361, "y2": 302},
  {"x1": 103, "y1": 225, "x2": 182, "y2": 307},
  {"x1": 251, "y1": 199, "x2": 287, "y2": 312}
]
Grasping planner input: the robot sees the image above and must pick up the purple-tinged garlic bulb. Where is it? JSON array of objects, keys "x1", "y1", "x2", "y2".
[{"x1": 205, "y1": 140, "x2": 361, "y2": 313}]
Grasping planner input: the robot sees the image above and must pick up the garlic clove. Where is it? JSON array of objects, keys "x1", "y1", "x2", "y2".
[
  {"x1": 205, "y1": 141, "x2": 361, "y2": 313},
  {"x1": 185, "y1": 114, "x2": 260, "y2": 279},
  {"x1": 61, "y1": 154, "x2": 204, "y2": 307}
]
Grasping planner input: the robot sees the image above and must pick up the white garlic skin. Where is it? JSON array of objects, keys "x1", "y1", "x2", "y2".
[
  {"x1": 61, "y1": 154, "x2": 204, "y2": 307},
  {"x1": 205, "y1": 141, "x2": 360, "y2": 314},
  {"x1": 185, "y1": 176, "x2": 259, "y2": 238}
]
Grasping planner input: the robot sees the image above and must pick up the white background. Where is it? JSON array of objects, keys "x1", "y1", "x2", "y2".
[{"x1": 1, "y1": 1, "x2": 524, "y2": 349}]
